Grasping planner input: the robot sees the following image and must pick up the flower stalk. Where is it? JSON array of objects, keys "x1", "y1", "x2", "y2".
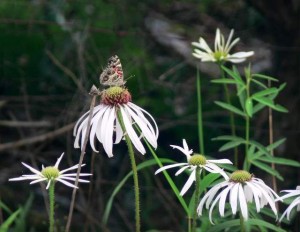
[
  {"x1": 117, "y1": 110, "x2": 141, "y2": 232},
  {"x1": 192, "y1": 167, "x2": 201, "y2": 232},
  {"x1": 49, "y1": 181, "x2": 55, "y2": 232}
]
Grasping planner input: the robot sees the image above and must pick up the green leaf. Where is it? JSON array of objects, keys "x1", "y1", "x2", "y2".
[
  {"x1": 214, "y1": 101, "x2": 246, "y2": 117},
  {"x1": 252, "y1": 87, "x2": 279, "y2": 98},
  {"x1": 252, "y1": 73, "x2": 279, "y2": 82},
  {"x1": 212, "y1": 135, "x2": 245, "y2": 142},
  {"x1": 245, "y1": 98, "x2": 253, "y2": 117},
  {"x1": 0, "y1": 208, "x2": 21, "y2": 232},
  {"x1": 246, "y1": 219, "x2": 286, "y2": 232},
  {"x1": 0, "y1": 201, "x2": 12, "y2": 214},
  {"x1": 267, "y1": 138, "x2": 286, "y2": 151},
  {"x1": 102, "y1": 158, "x2": 182, "y2": 224},
  {"x1": 219, "y1": 140, "x2": 243, "y2": 152},
  {"x1": 258, "y1": 156, "x2": 300, "y2": 167},
  {"x1": 211, "y1": 79, "x2": 237, "y2": 84},
  {"x1": 222, "y1": 65, "x2": 245, "y2": 85},
  {"x1": 207, "y1": 219, "x2": 240, "y2": 232},
  {"x1": 251, "y1": 160, "x2": 283, "y2": 181},
  {"x1": 253, "y1": 96, "x2": 288, "y2": 113},
  {"x1": 252, "y1": 79, "x2": 268, "y2": 89}
]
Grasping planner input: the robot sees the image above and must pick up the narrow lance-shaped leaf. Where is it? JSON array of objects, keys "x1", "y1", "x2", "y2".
[{"x1": 215, "y1": 101, "x2": 246, "y2": 117}]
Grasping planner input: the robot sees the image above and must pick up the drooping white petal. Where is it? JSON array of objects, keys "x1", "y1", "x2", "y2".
[
  {"x1": 155, "y1": 163, "x2": 187, "y2": 175},
  {"x1": 230, "y1": 183, "x2": 239, "y2": 215},
  {"x1": 209, "y1": 192, "x2": 223, "y2": 224},
  {"x1": 120, "y1": 106, "x2": 146, "y2": 154},
  {"x1": 219, "y1": 184, "x2": 232, "y2": 216},
  {"x1": 238, "y1": 184, "x2": 248, "y2": 220},
  {"x1": 124, "y1": 104, "x2": 157, "y2": 148},
  {"x1": 175, "y1": 165, "x2": 190, "y2": 176},
  {"x1": 101, "y1": 107, "x2": 116, "y2": 157},
  {"x1": 180, "y1": 168, "x2": 196, "y2": 196},
  {"x1": 246, "y1": 181, "x2": 261, "y2": 212},
  {"x1": 127, "y1": 102, "x2": 159, "y2": 139}
]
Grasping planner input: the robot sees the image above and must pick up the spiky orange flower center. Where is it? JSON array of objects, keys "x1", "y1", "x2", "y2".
[{"x1": 101, "y1": 86, "x2": 132, "y2": 106}]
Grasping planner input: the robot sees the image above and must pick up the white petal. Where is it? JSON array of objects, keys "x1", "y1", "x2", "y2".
[
  {"x1": 246, "y1": 182, "x2": 261, "y2": 212},
  {"x1": 154, "y1": 163, "x2": 187, "y2": 174},
  {"x1": 56, "y1": 179, "x2": 78, "y2": 189},
  {"x1": 9, "y1": 176, "x2": 40, "y2": 181},
  {"x1": 219, "y1": 185, "x2": 232, "y2": 216},
  {"x1": 208, "y1": 159, "x2": 232, "y2": 164},
  {"x1": 230, "y1": 183, "x2": 239, "y2": 215},
  {"x1": 128, "y1": 102, "x2": 159, "y2": 139},
  {"x1": 124, "y1": 104, "x2": 157, "y2": 148},
  {"x1": 46, "y1": 180, "x2": 51, "y2": 189},
  {"x1": 120, "y1": 106, "x2": 146, "y2": 155},
  {"x1": 170, "y1": 144, "x2": 193, "y2": 160},
  {"x1": 102, "y1": 107, "x2": 116, "y2": 157},
  {"x1": 60, "y1": 164, "x2": 85, "y2": 174},
  {"x1": 114, "y1": 117, "x2": 123, "y2": 144},
  {"x1": 238, "y1": 184, "x2": 248, "y2": 220},
  {"x1": 180, "y1": 169, "x2": 196, "y2": 196},
  {"x1": 175, "y1": 165, "x2": 191, "y2": 176},
  {"x1": 54, "y1": 153, "x2": 64, "y2": 168},
  {"x1": 21, "y1": 162, "x2": 43, "y2": 176}
]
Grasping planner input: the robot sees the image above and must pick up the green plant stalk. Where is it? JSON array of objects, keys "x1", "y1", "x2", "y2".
[
  {"x1": 192, "y1": 167, "x2": 200, "y2": 232},
  {"x1": 196, "y1": 67, "x2": 205, "y2": 154},
  {"x1": 240, "y1": 213, "x2": 245, "y2": 232},
  {"x1": 245, "y1": 115, "x2": 250, "y2": 171},
  {"x1": 219, "y1": 66, "x2": 238, "y2": 166},
  {"x1": 117, "y1": 110, "x2": 140, "y2": 232},
  {"x1": 49, "y1": 181, "x2": 55, "y2": 232},
  {"x1": 245, "y1": 76, "x2": 251, "y2": 171}
]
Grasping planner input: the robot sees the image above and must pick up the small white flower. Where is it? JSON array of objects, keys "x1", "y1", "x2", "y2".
[
  {"x1": 9, "y1": 153, "x2": 92, "y2": 189},
  {"x1": 198, "y1": 170, "x2": 279, "y2": 224},
  {"x1": 74, "y1": 86, "x2": 158, "y2": 157},
  {"x1": 192, "y1": 28, "x2": 254, "y2": 63},
  {"x1": 155, "y1": 139, "x2": 232, "y2": 196},
  {"x1": 277, "y1": 186, "x2": 300, "y2": 221}
]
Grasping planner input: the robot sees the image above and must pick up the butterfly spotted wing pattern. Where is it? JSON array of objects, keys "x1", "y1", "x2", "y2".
[{"x1": 100, "y1": 55, "x2": 126, "y2": 87}]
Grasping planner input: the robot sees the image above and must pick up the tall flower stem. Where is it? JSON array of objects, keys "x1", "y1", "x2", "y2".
[
  {"x1": 192, "y1": 167, "x2": 200, "y2": 232},
  {"x1": 49, "y1": 181, "x2": 55, "y2": 232},
  {"x1": 196, "y1": 67, "x2": 205, "y2": 154},
  {"x1": 244, "y1": 76, "x2": 251, "y2": 171},
  {"x1": 117, "y1": 110, "x2": 141, "y2": 232},
  {"x1": 239, "y1": 213, "x2": 245, "y2": 232},
  {"x1": 219, "y1": 65, "x2": 238, "y2": 166},
  {"x1": 65, "y1": 90, "x2": 97, "y2": 232}
]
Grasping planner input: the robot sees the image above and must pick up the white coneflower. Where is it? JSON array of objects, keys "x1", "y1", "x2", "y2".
[
  {"x1": 155, "y1": 139, "x2": 232, "y2": 196},
  {"x1": 198, "y1": 170, "x2": 279, "y2": 224},
  {"x1": 74, "y1": 86, "x2": 158, "y2": 157},
  {"x1": 277, "y1": 186, "x2": 300, "y2": 221},
  {"x1": 192, "y1": 28, "x2": 254, "y2": 63},
  {"x1": 9, "y1": 153, "x2": 91, "y2": 189}
]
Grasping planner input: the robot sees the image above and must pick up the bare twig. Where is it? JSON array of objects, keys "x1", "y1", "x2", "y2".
[
  {"x1": 0, "y1": 123, "x2": 74, "y2": 152},
  {"x1": 0, "y1": 120, "x2": 51, "y2": 128},
  {"x1": 65, "y1": 89, "x2": 97, "y2": 232},
  {"x1": 45, "y1": 50, "x2": 87, "y2": 95}
]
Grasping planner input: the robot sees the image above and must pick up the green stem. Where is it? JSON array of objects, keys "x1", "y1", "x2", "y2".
[
  {"x1": 196, "y1": 67, "x2": 205, "y2": 154},
  {"x1": 219, "y1": 66, "x2": 238, "y2": 166},
  {"x1": 49, "y1": 181, "x2": 55, "y2": 232},
  {"x1": 240, "y1": 213, "x2": 245, "y2": 232},
  {"x1": 117, "y1": 110, "x2": 140, "y2": 232},
  {"x1": 192, "y1": 167, "x2": 201, "y2": 232},
  {"x1": 188, "y1": 217, "x2": 192, "y2": 232},
  {"x1": 245, "y1": 115, "x2": 250, "y2": 171}
]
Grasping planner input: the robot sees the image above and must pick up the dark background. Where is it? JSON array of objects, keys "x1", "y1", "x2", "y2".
[{"x1": 0, "y1": 1, "x2": 299, "y2": 231}]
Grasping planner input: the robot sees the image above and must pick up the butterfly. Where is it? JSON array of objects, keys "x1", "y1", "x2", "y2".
[{"x1": 99, "y1": 55, "x2": 126, "y2": 87}]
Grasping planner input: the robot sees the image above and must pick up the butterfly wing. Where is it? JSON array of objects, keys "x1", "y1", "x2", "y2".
[{"x1": 100, "y1": 55, "x2": 125, "y2": 86}]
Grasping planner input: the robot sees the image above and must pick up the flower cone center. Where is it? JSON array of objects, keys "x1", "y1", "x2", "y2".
[
  {"x1": 41, "y1": 166, "x2": 60, "y2": 180},
  {"x1": 214, "y1": 51, "x2": 226, "y2": 61},
  {"x1": 101, "y1": 86, "x2": 131, "y2": 106},
  {"x1": 230, "y1": 170, "x2": 252, "y2": 183},
  {"x1": 188, "y1": 154, "x2": 206, "y2": 166}
]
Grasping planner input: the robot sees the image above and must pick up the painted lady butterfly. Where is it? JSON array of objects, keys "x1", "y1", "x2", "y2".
[{"x1": 99, "y1": 55, "x2": 126, "y2": 87}]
